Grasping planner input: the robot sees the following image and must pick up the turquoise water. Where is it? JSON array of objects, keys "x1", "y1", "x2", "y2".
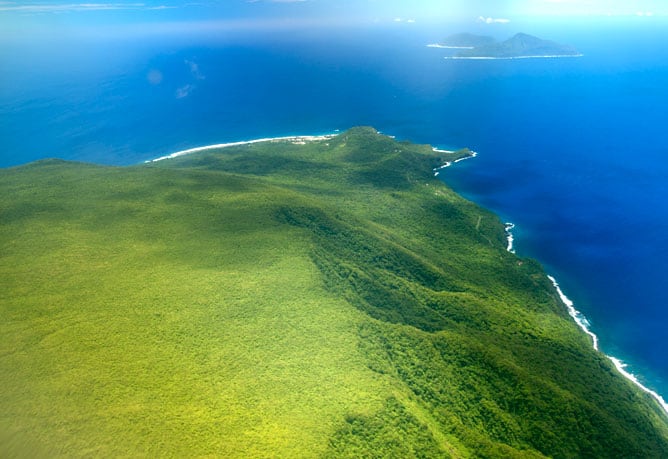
[{"x1": 2, "y1": 19, "x2": 667, "y2": 400}]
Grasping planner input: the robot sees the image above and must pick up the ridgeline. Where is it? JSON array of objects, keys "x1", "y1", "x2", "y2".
[{"x1": 1, "y1": 127, "x2": 667, "y2": 457}]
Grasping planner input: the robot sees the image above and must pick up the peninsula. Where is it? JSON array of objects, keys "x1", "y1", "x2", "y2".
[
  {"x1": 433, "y1": 32, "x2": 582, "y2": 59},
  {"x1": 1, "y1": 128, "x2": 666, "y2": 457}
]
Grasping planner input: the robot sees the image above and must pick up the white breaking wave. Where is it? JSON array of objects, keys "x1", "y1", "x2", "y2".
[
  {"x1": 432, "y1": 150, "x2": 477, "y2": 176},
  {"x1": 547, "y1": 275, "x2": 668, "y2": 416},
  {"x1": 504, "y1": 223, "x2": 516, "y2": 253},
  {"x1": 148, "y1": 134, "x2": 337, "y2": 162},
  {"x1": 548, "y1": 275, "x2": 600, "y2": 351},
  {"x1": 608, "y1": 356, "x2": 668, "y2": 415},
  {"x1": 454, "y1": 151, "x2": 478, "y2": 162},
  {"x1": 433, "y1": 162, "x2": 451, "y2": 175},
  {"x1": 505, "y1": 227, "x2": 667, "y2": 416}
]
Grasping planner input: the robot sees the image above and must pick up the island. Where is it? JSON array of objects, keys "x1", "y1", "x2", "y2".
[
  {"x1": 432, "y1": 32, "x2": 582, "y2": 59},
  {"x1": 1, "y1": 128, "x2": 666, "y2": 457}
]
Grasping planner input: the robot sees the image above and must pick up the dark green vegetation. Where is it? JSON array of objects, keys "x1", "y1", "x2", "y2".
[
  {"x1": 1, "y1": 127, "x2": 667, "y2": 457},
  {"x1": 445, "y1": 33, "x2": 580, "y2": 58}
]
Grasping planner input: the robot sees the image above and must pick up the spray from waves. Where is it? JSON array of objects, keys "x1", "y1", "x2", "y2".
[
  {"x1": 547, "y1": 275, "x2": 600, "y2": 351},
  {"x1": 149, "y1": 134, "x2": 336, "y2": 163},
  {"x1": 504, "y1": 223, "x2": 516, "y2": 253},
  {"x1": 437, "y1": 144, "x2": 668, "y2": 416},
  {"x1": 433, "y1": 150, "x2": 478, "y2": 176},
  {"x1": 548, "y1": 276, "x2": 668, "y2": 416},
  {"x1": 608, "y1": 356, "x2": 668, "y2": 415},
  {"x1": 435, "y1": 147, "x2": 667, "y2": 415},
  {"x1": 505, "y1": 224, "x2": 667, "y2": 416}
]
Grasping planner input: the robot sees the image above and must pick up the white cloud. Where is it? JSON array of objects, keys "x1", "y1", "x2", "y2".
[{"x1": 477, "y1": 16, "x2": 511, "y2": 24}]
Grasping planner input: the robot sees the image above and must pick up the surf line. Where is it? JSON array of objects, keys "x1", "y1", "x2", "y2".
[
  {"x1": 148, "y1": 134, "x2": 337, "y2": 163},
  {"x1": 504, "y1": 223, "x2": 516, "y2": 253},
  {"x1": 548, "y1": 275, "x2": 668, "y2": 416},
  {"x1": 433, "y1": 149, "x2": 478, "y2": 177},
  {"x1": 504, "y1": 223, "x2": 668, "y2": 416}
]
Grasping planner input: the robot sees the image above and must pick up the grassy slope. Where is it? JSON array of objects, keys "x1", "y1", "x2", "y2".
[{"x1": 1, "y1": 127, "x2": 667, "y2": 457}]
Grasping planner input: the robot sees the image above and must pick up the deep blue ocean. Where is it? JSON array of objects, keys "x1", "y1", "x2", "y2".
[{"x1": 2, "y1": 18, "x2": 667, "y2": 399}]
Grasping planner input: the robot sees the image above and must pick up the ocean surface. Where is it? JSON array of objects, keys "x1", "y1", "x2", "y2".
[{"x1": 2, "y1": 18, "x2": 667, "y2": 400}]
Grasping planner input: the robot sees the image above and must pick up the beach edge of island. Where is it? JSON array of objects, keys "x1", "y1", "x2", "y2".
[{"x1": 147, "y1": 134, "x2": 339, "y2": 163}]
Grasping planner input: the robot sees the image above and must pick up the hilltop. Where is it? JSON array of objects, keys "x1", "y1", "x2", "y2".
[{"x1": 1, "y1": 127, "x2": 666, "y2": 457}]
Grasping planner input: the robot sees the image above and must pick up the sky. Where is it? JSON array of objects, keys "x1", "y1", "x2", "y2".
[
  {"x1": 1, "y1": 0, "x2": 666, "y2": 45},
  {"x1": 1, "y1": 0, "x2": 666, "y2": 27}
]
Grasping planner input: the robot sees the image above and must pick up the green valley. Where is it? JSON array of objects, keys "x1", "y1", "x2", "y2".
[{"x1": 1, "y1": 127, "x2": 667, "y2": 457}]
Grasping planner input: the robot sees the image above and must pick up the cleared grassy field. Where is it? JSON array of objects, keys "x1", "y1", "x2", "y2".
[{"x1": 1, "y1": 127, "x2": 667, "y2": 457}]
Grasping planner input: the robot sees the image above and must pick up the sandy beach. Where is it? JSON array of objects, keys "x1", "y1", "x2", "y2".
[
  {"x1": 432, "y1": 149, "x2": 477, "y2": 176},
  {"x1": 148, "y1": 134, "x2": 337, "y2": 163},
  {"x1": 426, "y1": 43, "x2": 475, "y2": 49}
]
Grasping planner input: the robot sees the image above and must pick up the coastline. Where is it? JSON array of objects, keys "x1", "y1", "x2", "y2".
[
  {"x1": 548, "y1": 274, "x2": 668, "y2": 416},
  {"x1": 433, "y1": 149, "x2": 478, "y2": 176},
  {"x1": 147, "y1": 134, "x2": 337, "y2": 163},
  {"x1": 504, "y1": 223, "x2": 516, "y2": 253},
  {"x1": 444, "y1": 54, "x2": 584, "y2": 60},
  {"x1": 426, "y1": 43, "x2": 475, "y2": 49},
  {"x1": 500, "y1": 223, "x2": 668, "y2": 416}
]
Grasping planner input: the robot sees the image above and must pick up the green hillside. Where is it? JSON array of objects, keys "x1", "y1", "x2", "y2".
[{"x1": 1, "y1": 127, "x2": 667, "y2": 457}]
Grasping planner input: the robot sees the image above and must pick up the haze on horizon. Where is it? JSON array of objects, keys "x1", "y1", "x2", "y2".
[{"x1": 1, "y1": 0, "x2": 667, "y2": 38}]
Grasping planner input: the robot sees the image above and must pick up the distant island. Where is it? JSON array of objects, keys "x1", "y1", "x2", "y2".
[
  {"x1": 429, "y1": 32, "x2": 582, "y2": 59},
  {"x1": 426, "y1": 32, "x2": 496, "y2": 49}
]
